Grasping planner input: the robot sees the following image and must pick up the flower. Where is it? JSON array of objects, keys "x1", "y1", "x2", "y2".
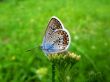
[{"x1": 47, "y1": 51, "x2": 81, "y2": 82}]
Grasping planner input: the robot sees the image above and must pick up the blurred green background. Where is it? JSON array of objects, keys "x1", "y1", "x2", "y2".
[{"x1": 0, "y1": 0, "x2": 110, "y2": 82}]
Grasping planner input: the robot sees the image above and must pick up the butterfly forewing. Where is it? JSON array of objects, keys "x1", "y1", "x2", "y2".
[{"x1": 45, "y1": 17, "x2": 64, "y2": 39}]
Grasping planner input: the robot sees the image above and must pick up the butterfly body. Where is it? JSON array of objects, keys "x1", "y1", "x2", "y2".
[{"x1": 42, "y1": 16, "x2": 70, "y2": 55}]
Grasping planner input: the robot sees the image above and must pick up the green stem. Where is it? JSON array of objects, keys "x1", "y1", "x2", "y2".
[{"x1": 52, "y1": 62, "x2": 56, "y2": 82}]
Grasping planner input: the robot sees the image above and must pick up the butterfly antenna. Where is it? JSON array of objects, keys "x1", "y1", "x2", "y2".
[{"x1": 25, "y1": 46, "x2": 39, "y2": 52}]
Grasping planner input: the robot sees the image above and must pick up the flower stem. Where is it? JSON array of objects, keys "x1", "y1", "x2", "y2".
[{"x1": 52, "y1": 62, "x2": 56, "y2": 82}]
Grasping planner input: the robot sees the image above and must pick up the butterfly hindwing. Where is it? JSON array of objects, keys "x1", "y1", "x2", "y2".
[
  {"x1": 48, "y1": 29, "x2": 70, "y2": 53},
  {"x1": 42, "y1": 29, "x2": 70, "y2": 54}
]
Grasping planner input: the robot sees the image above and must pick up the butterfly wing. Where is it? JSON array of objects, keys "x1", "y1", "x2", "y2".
[
  {"x1": 42, "y1": 16, "x2": 70, "y2": 54},
  {"x1": 45, "y1": 16, "x2": 64, "y2": 39},
  {"x1": 42, "y1": 29, "x2": 70, "y2": 54},
  {"x1": 42, "y1": 16, "x2": 64, "y2": 52}
]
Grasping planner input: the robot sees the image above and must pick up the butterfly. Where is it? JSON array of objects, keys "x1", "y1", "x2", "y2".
[{"x1": 41, "y1": 16, "x2": 71, "y2": 55}]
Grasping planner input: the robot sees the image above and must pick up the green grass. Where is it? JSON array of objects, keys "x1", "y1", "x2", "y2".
[{"x1": 0, "y1": 0, "x2": 110, "y2": 82}]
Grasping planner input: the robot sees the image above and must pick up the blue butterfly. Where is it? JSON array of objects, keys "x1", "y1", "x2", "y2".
[{"x1": 42, "y1": 16, "x2": 71, "y2": 55}]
